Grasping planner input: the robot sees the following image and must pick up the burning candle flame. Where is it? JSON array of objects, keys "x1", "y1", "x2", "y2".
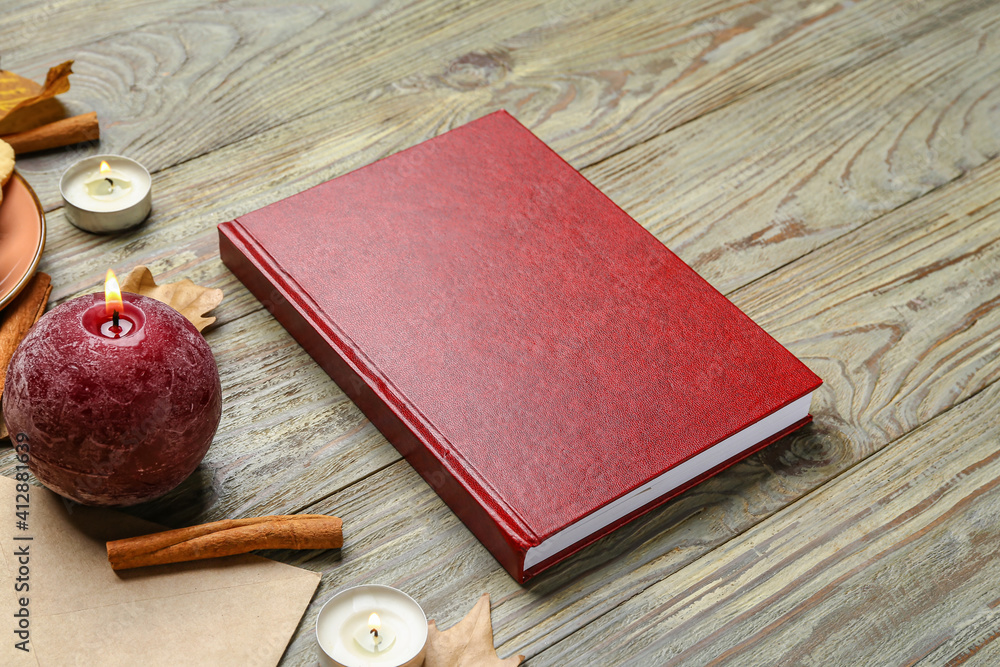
[
  {"x1": 105, "y1": 269, "x2": 123, "y2": 318},
  {"x1": 100, "y1": 160, "x2": 112, "y2": 175},
  {"x1": 368, "y1": 613, "x2": 381, "y2": 632}
]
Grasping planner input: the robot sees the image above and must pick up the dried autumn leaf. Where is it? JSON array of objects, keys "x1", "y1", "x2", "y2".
[
  {"x1": 0, "y1": 61, "x2": 72, "y2": 135},
  {"x1": 425, "y1": 594, "x2": 524, "y2": 667},
  {"x1": 120, "y1": 266, "x2": 223, "y2": 332}
]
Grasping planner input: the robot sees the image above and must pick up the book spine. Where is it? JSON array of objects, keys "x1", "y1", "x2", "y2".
[{"x1": 218, "y1": 221, "x2": 532, "y2": 582}]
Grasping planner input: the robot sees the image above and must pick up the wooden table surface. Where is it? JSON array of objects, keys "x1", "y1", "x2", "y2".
[{"x1": 4, "y1": 0, "x2": 1000, "y2": 664}]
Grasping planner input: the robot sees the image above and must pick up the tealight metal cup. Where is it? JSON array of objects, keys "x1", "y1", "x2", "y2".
[
  {"x1": 60, "y1": 154, "x2": 152, "y2": 234},
  {"x1": 316, "y1": 584, "x2": 427, "y2": 667}
]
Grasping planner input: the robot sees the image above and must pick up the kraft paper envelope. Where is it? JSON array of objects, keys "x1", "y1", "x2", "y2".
[{"x1": 0, "y1": 476, "x2": 321, "y2": 666}]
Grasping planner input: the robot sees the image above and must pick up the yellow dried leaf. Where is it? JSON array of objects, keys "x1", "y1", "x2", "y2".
[
  {"x1": 0, "y1": 61, "x2": 73, "y2": 135},
  {"x1": 425, "y1": 594, "x2": 524, "y2": 667},
  {"x1": 0, "y1": 71, "x2": 42, "y2": 114},
  {"x1": 120, "y1": 266, "x2": 223, "y2": 332}
]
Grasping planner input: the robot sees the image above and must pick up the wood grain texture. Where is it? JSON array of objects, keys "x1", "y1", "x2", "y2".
[
  {"x1": 19, "y1": 0, "x2": 988, "y2": 532},
  {"x1": 1, "y1": 0, "x2": 999, "y2": 665},
  {"x1": 533, "y1": 258, "x2": 1000, "y2": 665},
  {"x1": 525, "y1": 130, "x2": 1000, "y2": 664},
  {"x1": 12, "y1": 0, "x2": 981, "y2": 522},
  {"x1": 272, "y1": 155, "x2": 1000, "y2": 665},
  {"x1": 10, "y1": 0, "x2": 896, "y2": 206},
  {"x1": 539, "y1": 377, "x2": 1000, "y2": 666},
  {"x1": 3, "y1": 0, "x2": 983, "y2": 353},
  {"x1": 6, "y1": 0, "x2": 952, "y2": 211},
  {"x1": 588, "y1": 0, "x2": 1000, "y2": 293},
  {"x1": 20, "y1": 0, "x2": 992, "y2": 321},
  {"x1": 7, "y1": 0, "x2": 872, "y2": 312}
]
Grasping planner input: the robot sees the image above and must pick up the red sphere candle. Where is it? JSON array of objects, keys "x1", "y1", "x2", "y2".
[{"x1": 2, "y1": 271, "x2": 221, "y2": 506}]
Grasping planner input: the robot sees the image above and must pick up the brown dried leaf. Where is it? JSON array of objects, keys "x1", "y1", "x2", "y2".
[
  {"x1": 120, "y1": 266, "x2": 223, "y2": 332},
  {"x1": 425, "y1": 594, "x2": 524, "y2": 667},
  {"x1": 0, "y1": 61, "x2": 72, "y2": 134}
]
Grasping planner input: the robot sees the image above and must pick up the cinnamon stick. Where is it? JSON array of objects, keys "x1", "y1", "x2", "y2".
[
  {"x1": 106, "y1": 514, "x2": 343, "y2": 571},
  {"x1": 1, "y1": 112, "x2": 99, "y2": 154},
  {"x1": 0, "y1": 272, "x2": 50, "y2": 441}
]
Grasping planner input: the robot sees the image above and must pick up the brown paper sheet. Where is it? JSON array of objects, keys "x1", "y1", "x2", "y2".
[{"x1": 0, "y1": 476, "x2": 320, "y2": 666}]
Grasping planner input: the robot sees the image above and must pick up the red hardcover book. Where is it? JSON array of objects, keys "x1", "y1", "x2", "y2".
[{"x1": 219, "y1": 110, "x2": 822, "y2": 583}]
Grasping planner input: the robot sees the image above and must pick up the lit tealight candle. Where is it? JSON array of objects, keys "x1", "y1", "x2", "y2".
[
  {"x1": 317, "y1": 585, "x2": 427, "y2": 667},
  {"x1": 60, "y1": 154, "x2": 152, "y2": 233}
]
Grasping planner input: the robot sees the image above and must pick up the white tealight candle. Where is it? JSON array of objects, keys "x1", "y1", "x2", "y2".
[
  {"x1": 316, "y1": 585, "x2": 427, "y2": 667},
  {"x1": 60, "y1": 154, "x2": 152, "y2": 233}
]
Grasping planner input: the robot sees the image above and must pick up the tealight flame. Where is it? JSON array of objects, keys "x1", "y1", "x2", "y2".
[
  {"x1": 368, "y1": 613, "x2": 381, "y2": 633},
  {"x1": 100, "y1": 160, "x2": 111, "y2": 175},
  {"x1": 105, "y1": 269, "x2": 123, "y2": 318}
]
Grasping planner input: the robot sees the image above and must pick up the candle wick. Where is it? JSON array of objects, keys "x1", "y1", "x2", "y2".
[
  {"x1": 112, "y1": 310, "x2": 120, "y2": 328},
  {"x1": 105, "y1": 177, "x2": 114, "y2": 187},
  {"x1": 370, "y1": 629, "x2": 378, "y2": 639}
]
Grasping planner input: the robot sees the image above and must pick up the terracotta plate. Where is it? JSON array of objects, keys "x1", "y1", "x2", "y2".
[{"x1": 0, "y1": 172, "x2": 46, "y2": 311}]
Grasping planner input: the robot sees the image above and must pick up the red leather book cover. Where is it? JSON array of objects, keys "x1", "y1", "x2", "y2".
[{"x1": 219, "y1": 110, "x2": 822, "y2": 583}]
